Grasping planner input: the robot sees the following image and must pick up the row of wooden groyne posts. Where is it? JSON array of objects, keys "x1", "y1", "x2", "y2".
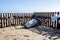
[{"x1": 0, "y1": 12, "x2": 60, "y2": 29}]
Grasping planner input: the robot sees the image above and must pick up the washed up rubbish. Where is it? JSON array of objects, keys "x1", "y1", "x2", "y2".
[
  {"x1": 51, "y1": 13, "x2": 59, "y2": 21},
  {"x1": 24, "y1": 16, "x2": 41, "y2": 29}
]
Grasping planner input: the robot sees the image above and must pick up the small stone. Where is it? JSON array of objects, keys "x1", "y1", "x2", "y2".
[
  {"x1": 27, "y1": 39, "x2": 29, "y2": 40},
  {"x1": 49, "y1": 37, "x2": 51, "y2": 39},
  {"x1": 3, "y1": 30, "x2": 5, "y2": 31},
  {"x1": 13, "y1": 38, "x2": 17, "y2": 40},
  {"x1": 24, "y1": 35, "x2": 29, "y2": 37}
]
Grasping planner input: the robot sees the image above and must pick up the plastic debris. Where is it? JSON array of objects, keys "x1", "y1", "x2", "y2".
[{"x1": 24, "y1": 16, "x2": 41, "y2": 29}]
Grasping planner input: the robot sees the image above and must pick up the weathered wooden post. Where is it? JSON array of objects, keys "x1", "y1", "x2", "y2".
[
  {"x1": 1, "y1": 13, "x2": 4, "y2": 27},
  {"x1": 0, "y1": 14, "x2": 1, "y2": 28},
  {"x1": 0, "y1": 17, "x2": 1, "y2": 27},
  {"x1": 1, "y1": 14, "x2": 2, "y2": 28},
  {"x1": 8, "y1": 13, "x2": 12, "y2": 26}
]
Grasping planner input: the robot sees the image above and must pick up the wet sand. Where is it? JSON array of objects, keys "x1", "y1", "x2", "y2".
[{"x1": 0, "y1": 26, "x2": 60, "y2": 40}]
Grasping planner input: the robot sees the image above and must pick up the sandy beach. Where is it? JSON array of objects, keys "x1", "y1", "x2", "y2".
[{"x1": 0, "y1": 26, "x2": 60, "y2": 40}]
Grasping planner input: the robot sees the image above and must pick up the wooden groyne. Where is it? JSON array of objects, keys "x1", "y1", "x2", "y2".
[
  {"x1": 0, "y1": 12, "x2": 60, "y2": 28},
  {"x1": 34, "y1": 12, "x2": 60, "y2": 28},
  {"x1": 0, "y1": 13, "x2": 33, "y2": 28}
]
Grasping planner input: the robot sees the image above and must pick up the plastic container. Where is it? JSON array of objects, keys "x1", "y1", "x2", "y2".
[{"x1": 24, "y1": 17, "x2": 41, "y2": 29}]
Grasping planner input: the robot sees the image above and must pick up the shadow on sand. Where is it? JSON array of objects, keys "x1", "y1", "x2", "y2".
[{"x1": 29, "y1": 26, "x2": 60, "y2": 40}]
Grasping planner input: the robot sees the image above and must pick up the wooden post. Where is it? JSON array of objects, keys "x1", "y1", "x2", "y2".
[
  {"x1": 19, "y1": 18, "x2": 20, "y2": 25},
  {"x1": 0, "y1": 13, "x2": 2, "y2": 28},
  {"x1": 0, "y1": 14, "x2": 2, "y2": 28},
  {"x1": 0, "y1": 18, "x2": 1, "y2": 27}
]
